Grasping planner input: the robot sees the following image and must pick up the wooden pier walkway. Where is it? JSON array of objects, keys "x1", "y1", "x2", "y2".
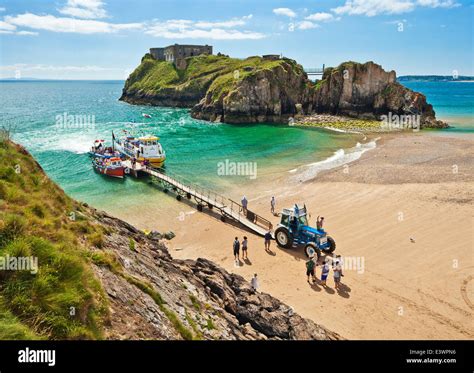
[{"x1": 122, "y1": 160, "x2": 272, "y2": 236}]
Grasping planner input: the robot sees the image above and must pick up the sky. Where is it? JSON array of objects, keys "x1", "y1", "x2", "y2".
[{"x1": 0, "y1": 0, "x2": 472, "y2": 79}]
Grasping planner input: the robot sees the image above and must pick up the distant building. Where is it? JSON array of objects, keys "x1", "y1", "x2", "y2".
[{"x1": 149, "y1": 44, "x2": 213, "y2": 69}]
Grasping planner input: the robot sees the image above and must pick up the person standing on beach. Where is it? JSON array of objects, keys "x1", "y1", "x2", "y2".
[
  {"x1": 333, "y1": 264, "x2": 342, "y2": 290},
  {"x1": 264, "y1": 230, "x2": 272, "y2": 252},
  {"x1": 233, "y1": 237, "x2": 240, "y2": 261},
  {"x1": 242, "y1": 236, "x2": 248, "y2": 260},
  {"x1": 317, "y1": 216, "x2": 324, "y2": 230},
  {"x1": 241, "y1": 196, "x2": 248, "y2": 215},
  {"x1": 306, "y1": 257, "x2": 316, "y2": 284},
  {"x1": 251, "y1": 274, "x2": 259, "y2": 292},
  {"x1": 271, "y1": 196, "x2": 276, "y2": 215},
  {"x1": 321, "y1": 259, "x2": 330, "y2": 286}
]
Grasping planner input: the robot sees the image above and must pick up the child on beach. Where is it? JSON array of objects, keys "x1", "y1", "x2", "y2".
[
  {"x1": 264, "y1": 230, "x2": 272, "y2": 252},
  {"x1": 233, "y1": 237, "x2": 240, "y2": 261},
  {"x1": 242, "y1": 236, "x2": 248, "y2": 260},
  {"x1": 251, "y1": 273, "x2": 259, "y2": 292},
  {"x1": 321, "y1": 259, "x2": 330, "y2": 286}
]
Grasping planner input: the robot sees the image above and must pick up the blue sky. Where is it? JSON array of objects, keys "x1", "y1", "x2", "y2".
[{"x1": 0, "y1": 0, "x2": 472, "y2": 79}]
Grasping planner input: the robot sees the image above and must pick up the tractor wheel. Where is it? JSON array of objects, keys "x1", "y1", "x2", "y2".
[
  {"x1": 275, "y1": 227, "x2": 293, "y2": 249},
  {"x1": 305, "y1": 243, "x2": 321, "y2": 259},
  {"x1": 326, "y1": 236, "x2": 336, "y2": 254}
]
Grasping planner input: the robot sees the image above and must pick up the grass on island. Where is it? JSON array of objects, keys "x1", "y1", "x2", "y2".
[
  {"x1": 0, "y1": 140, "x2": 110, "y2": 340},
  {"x1": 125, "y1": 53, "x2": 308, "y2": 101}
]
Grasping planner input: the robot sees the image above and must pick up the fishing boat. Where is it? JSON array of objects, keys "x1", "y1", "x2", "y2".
[
  {"x1": 113, "y1": 131, "x2": 166, "y2": 168},
  {"x1": 142, "y1": 113, "x2": 152, "y2": 118},
  {"x1": 92, "y1": 157, "x2": 125, "y2": 179}
]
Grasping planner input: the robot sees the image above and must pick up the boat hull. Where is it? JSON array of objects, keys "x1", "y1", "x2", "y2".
[{"x1": 92, "y1": 161, "x2": 125, "y2": 179}]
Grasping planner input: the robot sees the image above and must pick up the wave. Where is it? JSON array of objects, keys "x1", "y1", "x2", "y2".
[{"x1": 289, "y1": 138, "x2": 379, "y2": 182}]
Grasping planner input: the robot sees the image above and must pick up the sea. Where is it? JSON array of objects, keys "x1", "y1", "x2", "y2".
[{"x1": 0, "y1": 80, "x2": 472, "y2": 213}]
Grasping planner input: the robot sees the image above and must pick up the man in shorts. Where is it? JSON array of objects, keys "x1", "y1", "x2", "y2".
[
  {"x1": 306, "y1": 257, "x2": 316, "y2": 284},
  {"x1": 233, "y1": 237, "x2": 240, "y2": 261}
]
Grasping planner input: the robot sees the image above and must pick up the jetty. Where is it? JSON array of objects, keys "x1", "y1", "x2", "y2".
[{"x1": 122, "y1": 160, "x2": 273, "y2": 236}]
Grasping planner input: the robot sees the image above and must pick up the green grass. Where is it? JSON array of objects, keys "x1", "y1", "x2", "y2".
[
  {"x1": 124, "y1": 54, "x2": 309, "y2": 104},
  {"x1": 0, "y1": 141, "x2": 109, "y2": 339}
]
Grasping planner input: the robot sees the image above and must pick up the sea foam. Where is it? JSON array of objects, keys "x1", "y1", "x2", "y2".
[{"x1": 290, "y1": 138, "x2": 378, "y2": 182}]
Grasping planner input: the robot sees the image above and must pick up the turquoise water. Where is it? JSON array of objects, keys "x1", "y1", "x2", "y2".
[
  {"x1": 402, "y1": 81, "x2": 474, "y2": 133},
  {"x1": 1, "y1": 80, "x2": 472, "y2": 211},
  {"x1": 0, "y1": 80, "x2": 356, "y2": 209}
]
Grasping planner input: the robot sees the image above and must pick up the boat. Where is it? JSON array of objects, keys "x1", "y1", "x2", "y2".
[
  {"x1": 89, "y1": 139, "x2": 122, "y2": 159},
  {"x1": 92, "y1": 157, "x2": 125, "y2": 179},
  {"x1": 113, "y1": 131, "x2": 166, "y2": 168},
  {"x1": 142, "y1": 113, "x2": 152, "y2": 118}
]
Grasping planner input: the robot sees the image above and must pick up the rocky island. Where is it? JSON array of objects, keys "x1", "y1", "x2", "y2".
[{"x1": 120, "y1": 50, "x2": 447, "y2": 129}]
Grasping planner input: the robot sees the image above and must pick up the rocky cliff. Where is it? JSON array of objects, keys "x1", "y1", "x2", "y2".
[
  {"x1": 0, "y1": 140, "x2": 341, "y2": 340},
  {"x1": 313, "y1": 61, "x2": 447, "y2": 128},
  {"x1": 121, "y1": 54, "x2": 446, "y2": 128}
]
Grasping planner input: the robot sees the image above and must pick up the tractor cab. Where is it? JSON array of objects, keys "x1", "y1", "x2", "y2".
[
  {"x1": 280, "y1": 205, "x2": 309, "y2": 234},
  {"x1": 275, "y1": 204, "x2": 336, "y2": 258}
]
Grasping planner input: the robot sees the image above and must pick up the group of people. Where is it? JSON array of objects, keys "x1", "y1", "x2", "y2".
[
  {"x1": 232, "y1": 236, "x2": 249, "y2": 261},
  {"x1": 306, "y1": 255, "x2": 343, "y2": 290}
]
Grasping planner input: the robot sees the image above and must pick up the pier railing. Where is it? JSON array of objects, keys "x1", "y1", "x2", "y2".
[{"x1": 147, "y1": 165, "x2": 273, "y2": 232}]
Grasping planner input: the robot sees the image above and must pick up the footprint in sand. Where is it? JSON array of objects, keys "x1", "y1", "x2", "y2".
[{"x1": 460, "y1": 275, "x2": 474, "y2": 311}]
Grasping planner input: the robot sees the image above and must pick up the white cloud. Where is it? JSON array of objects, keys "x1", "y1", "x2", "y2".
[
  {"x1": 0, "y1": 7, "x2": 6, "y2": 12},
  {"x1": 194, "y1": 15, "x2": 253, "y2": 28},
  {"x1": 273, "y1": 8, "x2": 297, "y2": 18},
  {"x1": 16, "y1": 31, "x2": 39, "y2": 36},
  {"x1": 0, "y1": 20, "x2": 16, "y2": 31},
  {"x1": 416, "y1": 0, "x2": 460, "y2": 8},
  {"x1": 145, "y1": 16, "x2": 265, "y2": 40},
  {"x1": 333, "y1": 0, "x2": 415, "y2": 16},
  {"x1": 297, "y1": 21, "x2": 320, "y2": 30},
  {"x1": 58, "y1": 0, "x2": 107, "y2": 19},
  {"x1": 5, "y1": 13, "x2": 143, "y2": 34},
  {"x1": 305, "y1": 12, "x2": 336, "y2": 22},
  {"x1": 332, "y1": 0, "x2": 460, "y2": 16}
]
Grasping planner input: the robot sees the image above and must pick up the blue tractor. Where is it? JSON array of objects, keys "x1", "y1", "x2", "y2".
[{"x1": 274, "y1": 205, "x2": 336, "y2": 258}]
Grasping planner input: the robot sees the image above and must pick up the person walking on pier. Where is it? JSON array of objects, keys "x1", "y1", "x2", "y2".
[
  {"x1": 241, "y1": 196, "x2": 248, "y2": 216},
  {"x1": 271, "y1": 196, "x2": 276, "y2": 215},
  {"x1": 233, "y1": 237, "x2": 240, "y2": 262}
]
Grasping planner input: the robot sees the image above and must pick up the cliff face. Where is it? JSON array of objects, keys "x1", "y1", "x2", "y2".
[
  {"x1": 192, "y1": 58, "x2": 312, "y2": 123},
  {"x1": 0, "y1": 140, "x2": 341, "y2": 340},
  {"x1": 313, "y1": 62, "x2": 447, "y2": 128},
  {"x1": 121, "y1": 54, "x2": 446, "y2": 128}
]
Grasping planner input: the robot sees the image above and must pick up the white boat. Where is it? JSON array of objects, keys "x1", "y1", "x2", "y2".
[{"x1": 113, "y1": 132, "x2": 166, "y2": 168}]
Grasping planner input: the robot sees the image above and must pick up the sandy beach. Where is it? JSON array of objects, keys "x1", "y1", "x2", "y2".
[{"x1": 115, "y1": 131, "x2": 474, "y2": 340}]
